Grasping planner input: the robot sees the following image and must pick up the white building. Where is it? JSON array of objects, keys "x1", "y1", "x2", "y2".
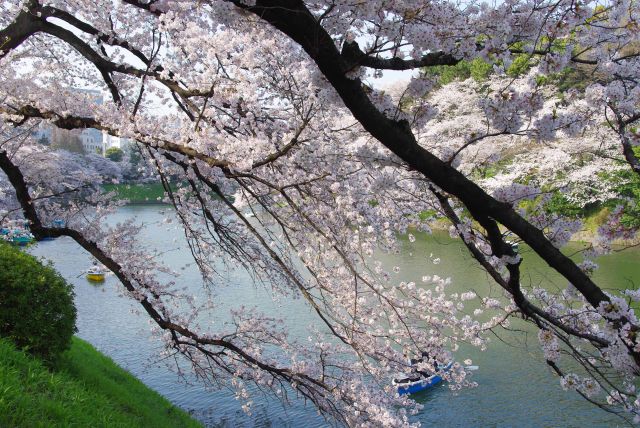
[
  {"x1": 81, "y1": 128, "x2": 104, "y2": 154},
  {"x1": 72, "y1": 89, "x2": 105, "y2": 154},
  {"x1": 36, "y1": 88, "x2": 134, "y2": 157},
  {"x1": 102, "y1": 133, "x2": 132, "y2": 155}
]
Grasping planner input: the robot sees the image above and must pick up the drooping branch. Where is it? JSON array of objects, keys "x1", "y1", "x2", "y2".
[
  {"x1": 0, "y1": 105, "x2": 307, "y2": 171},
  {"x1": 0, "y1": 0, "x2": 621, "y2": 317},
  {"x1": 431, "y1": 187, "x2": 609, "y2": 347},
  {"x1": 227, "y1": 0, "x2": 613, "y2": 314},
  {"x1": 161, "y1": 152, "x2": 354, "y2": 346},
  {"x1": 0, "y1": 148, "x2": 362, "y2": 426}
]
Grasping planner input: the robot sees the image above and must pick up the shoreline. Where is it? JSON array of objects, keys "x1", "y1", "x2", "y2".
[
  {"x1": 425, "y1": 219, "x2": 640, "y2": 246},
  {"x1": 112, "y1": 200, "x2": 639, "y2": 247},
  {"x1": 0, "y1": 336, "x2": 201, "y2": 427}
]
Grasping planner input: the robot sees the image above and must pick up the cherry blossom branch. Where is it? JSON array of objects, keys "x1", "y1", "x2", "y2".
[
  {"x1": 0, "y1": 0, "x2": 621, "y2": 322},
  {"x1": 0, "y1": 105, "x2": 309, "y2": 171},
  {"x1": 431, "y1": 186, "x2": 608, "y2": 347},
  {"x1": 0, "y1": 1, "x2": 43, "y2": 59},
  {"x1": 0, "y1": 148, "x2": 373, "y2": 427},
  {"x1": 607, "y1": 104, "x2": 640, "y2": 176},
  {"x1": 447, "y1": 130, "x2": 511, "y2": 165},
  {"x1": 3, "y1": 92, "x2": 634, "y2": 366},
  {"x1": 227, "y1": 0, "x2": 613, "y2": 314},
  {"x1": 341, "y1": 41, "x2": 460, "y2": 71}
]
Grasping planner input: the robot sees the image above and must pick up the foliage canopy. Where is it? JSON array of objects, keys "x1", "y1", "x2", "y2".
[{"x1": 0, "y1": 242, "x2": 76, "y2": 363}]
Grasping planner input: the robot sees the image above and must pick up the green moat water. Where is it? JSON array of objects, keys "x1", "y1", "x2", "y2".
[{"x1": 30, "y1": 205, "x2": 638, "y2": 427}]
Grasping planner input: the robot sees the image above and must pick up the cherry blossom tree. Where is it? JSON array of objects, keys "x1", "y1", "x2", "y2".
[{"x1": 1, "y1": 0, "x2": 639, "y2": 425}]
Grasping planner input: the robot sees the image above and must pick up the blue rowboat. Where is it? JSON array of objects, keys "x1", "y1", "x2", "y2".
[{"x1": 393, "y1": 361, "x2": 453, "y2": 395}]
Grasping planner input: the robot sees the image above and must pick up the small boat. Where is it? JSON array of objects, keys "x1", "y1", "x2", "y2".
[
  {"x1": 393, "y1": 361, "x2": 453, "y2": 395},
  {"x1": 9, "y1": 232, "x2": 34, "y2": 246},
  {"x1": 86, "y1": 265, "x2": 106, "y2": 282},
  {"x1": 1, "y1": 220, "x2": 33, "y2": 244},
  {"x1": 11, "y1": 236, "x2": 34, "y2": 246}
]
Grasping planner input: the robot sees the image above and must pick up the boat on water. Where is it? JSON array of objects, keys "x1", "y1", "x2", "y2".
[
  {"x1": 506, "y1": 240, "x2": 520, "y2": 253},
  {"x1": 10, "y1": 234, "x2": 35, "y2": 246},
  {"x1": 86, "y1": 265, "x2": 106, "y2": 282},
  {"x1": 393, "y1": 361, "x2": 453, "y2": 395},
  {"x1": 1, "y1": 220, "x2": 33, "y2": 245},
  {"x1": 3, "y1": 227, "x2": 35, "y2": 246}
]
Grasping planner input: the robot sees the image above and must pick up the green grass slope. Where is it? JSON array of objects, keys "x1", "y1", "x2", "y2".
[
  {"x1": 102, "y1": 182, "x2": 167, "y2": 204},
  {"x1": 0, "y1": 337, "x2": 201, "y2": 428}
]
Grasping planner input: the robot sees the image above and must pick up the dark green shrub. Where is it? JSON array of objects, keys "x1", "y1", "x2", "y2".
[
  {"x1": 0, "y1": 242, "x2": 76, "y2": 363},
  {"x1": 469, "y1": 58, "x2": 493, "y2": 81},
  {"x1": 422, "y1": 58, "x2": 493, "y2": 86},
  {"x1": 543, "y1": 192, "x2": 583, "y2": 218},
  {"x1": 105, "y1": 146, "x2": 124, "y2": 162},
  {"x1": 606, "y1": 166, "x2": 640, "y2": 229},
  {"x1": 423, "y1": 60, "x2": 471, "y2": 85},
  {"x1": 506, "y1": 54, "x2": 534, "y2": 77}
]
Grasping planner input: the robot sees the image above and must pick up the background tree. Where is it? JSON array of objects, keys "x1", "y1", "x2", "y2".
[{"x1": 105, "y1": 147, "x2": 123, "y2": 162}]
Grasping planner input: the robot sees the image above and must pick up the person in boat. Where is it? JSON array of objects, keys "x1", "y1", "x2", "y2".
[
  {"x1": 88, "y1": 261, "x2": 104, "y2": 274},
  {"x1": 410, "y1": 351, "x2": 439, "y2": 377},
  {"x1": 395, "y1": 351, "x2": 438, "y2": 385}
]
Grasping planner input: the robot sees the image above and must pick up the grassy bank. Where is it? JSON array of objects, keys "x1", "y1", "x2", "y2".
[
  {"x1": 0, "y1": 337, "x2": 201, "y2": 428},
  {"x1": 422, "y1": 205, "x2": 639, "y2": 245},
  {"x1": 103, "y1": 182, "x2": 224, "y2": 205},
  {"x1": 103, "y1": 182, "x2": 167, "y2": 204}
]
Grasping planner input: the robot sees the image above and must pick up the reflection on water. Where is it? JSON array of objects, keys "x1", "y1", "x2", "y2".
[{"x1": 30, "y1": 206, "x2": 637, "y2": 427}]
